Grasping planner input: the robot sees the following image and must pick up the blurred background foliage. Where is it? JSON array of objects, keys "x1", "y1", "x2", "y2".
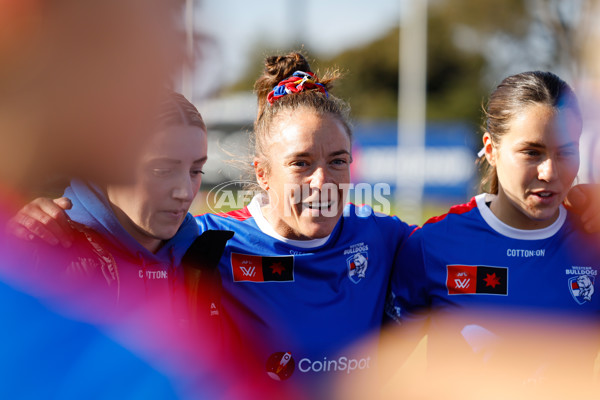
[{"x1": 222, "y1": 0, "x2": 592, "y2": 129}]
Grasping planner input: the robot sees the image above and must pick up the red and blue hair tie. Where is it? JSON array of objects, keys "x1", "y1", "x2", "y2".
[{"x1": 267, "y1": 71, "x2": 328, "y2": 104}]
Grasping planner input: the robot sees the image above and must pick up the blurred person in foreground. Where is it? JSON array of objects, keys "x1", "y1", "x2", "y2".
[
  {"x1": 0, "y1": 0, "x2": 184, "y2": 200},
  {"x1": 0, "y1": 1, "x2": 248, "y2": 399}
]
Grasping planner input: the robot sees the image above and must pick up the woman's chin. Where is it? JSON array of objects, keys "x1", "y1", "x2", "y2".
[
  {"x1": 150, "y1": 228, "x2": 179, "y2": 242},
  {"x1": 514, "y1": 207, "x2": 561, "y2": 229}
]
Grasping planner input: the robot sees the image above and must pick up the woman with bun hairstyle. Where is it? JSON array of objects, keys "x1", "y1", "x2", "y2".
[
  {"x1": 385, "y1": 71, "x2": 600, "y2": 385},
  {"x1": 194, "y1": 52, "x2": 415, "y2": 389}
]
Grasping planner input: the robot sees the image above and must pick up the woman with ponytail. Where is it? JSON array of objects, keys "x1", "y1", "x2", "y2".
[{"x1": 385, "y1": 71, "x2": 600, "y2": 391}]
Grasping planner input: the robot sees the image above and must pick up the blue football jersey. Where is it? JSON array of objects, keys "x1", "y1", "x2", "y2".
[
  {"x1": 387, "y1": 193, "x2": 600, "y2": 369},
  {"x1": 196, "y1": 195, "x2": 413, "y2": 386}
]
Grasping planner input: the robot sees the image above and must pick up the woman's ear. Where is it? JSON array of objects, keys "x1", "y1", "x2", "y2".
[
  {"x1": 254, "y1": 158, "x2": 269, "y2": 191},
  {"x1": 482, "y1": 132, "x2": 496, "y2": 167}
]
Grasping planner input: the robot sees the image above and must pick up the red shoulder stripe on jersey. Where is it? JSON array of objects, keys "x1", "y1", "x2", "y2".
[
  {"x1": 407, "y1": 225, "x2": 421, "y2": 238},
  {"x1": 195, "y1": 208, "x2": 252, "y2": 221},
  {"x1": 423, "y1": 197, "x2": 478, "y2": 226}
]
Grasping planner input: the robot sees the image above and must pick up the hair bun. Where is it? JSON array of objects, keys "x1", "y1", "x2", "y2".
[
  {"x1": 254, "y1": 51, "x2": 343, "y2": 119},
  {"x1": 264, "y1": 53, "x2": 312, "y2": 83},
  {"x1": 254, "y1": 52, "x2": 312, "y2": 104}
]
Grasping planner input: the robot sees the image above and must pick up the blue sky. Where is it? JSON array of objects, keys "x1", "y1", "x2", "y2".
[{"x1": 195, "y1": 0, "x2": 403, "y2": 94}]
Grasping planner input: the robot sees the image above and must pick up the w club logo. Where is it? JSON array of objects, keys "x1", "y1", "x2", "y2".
[
  {"x1": 239, "y1": 266, "x2": 256, "y2": 277},
  {"x1": 454, "y1": 278, "x2": 471, "y2": 289}
]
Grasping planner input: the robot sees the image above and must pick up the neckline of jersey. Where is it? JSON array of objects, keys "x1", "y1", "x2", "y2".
[
  {"x1": 475, "y1": 193, "x2": 566, "y2": 240},
  {"x1": 247, "y1": 195, "x2": 332, "y2": 249}
]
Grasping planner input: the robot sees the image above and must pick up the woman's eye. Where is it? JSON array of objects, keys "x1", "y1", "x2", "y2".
[
  {"x1": 191, "y1": 169, "x2": 205, "y2": 176},
  {"x1": 331, "y1": 158, "x2": 348, "y2": 166},
  {"x1": 152, "y1": 168, "x2": 172, "y2": 176},
  {"x1": 291, "y1": 161, "x2": 308, "y2": 168},
  {"x1": 523, "y1": 150, "x2": 540, "y2": 157}
]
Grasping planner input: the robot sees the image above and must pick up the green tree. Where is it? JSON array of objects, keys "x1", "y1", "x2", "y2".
[{"x1": 224, "y1": 0, "x2": 589, "y2": 127}]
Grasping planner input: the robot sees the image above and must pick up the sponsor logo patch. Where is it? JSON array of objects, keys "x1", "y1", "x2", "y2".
[
  {"x1": 266, "y1": 352, "x2": 295, "y2": 381},
  {"x1": 266, "y1": 351, "x2": 373, "y2": 380},
  {"x1": 446, "y1": 265, "x2": 508, "y2": 295},
  {"x1": 231, "y1": 253, "x2": 294, "y2": 282}
]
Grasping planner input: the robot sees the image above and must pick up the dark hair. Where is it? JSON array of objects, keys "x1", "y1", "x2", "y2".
[
  {"x1": 157, "y1": 90, "x2": 206, "y2": 131},
  {"x1": 252, "y1": 52, "x2": 351, "y2": 171},
  {"x1": 479, "y1": 71, "x2": 582, "y2": 194}
]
